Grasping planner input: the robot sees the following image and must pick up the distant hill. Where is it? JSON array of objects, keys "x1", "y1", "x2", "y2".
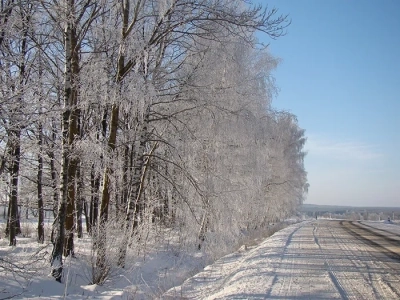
[{"x1": 300, "y1": 203, "x2": 400, "y2": 214}]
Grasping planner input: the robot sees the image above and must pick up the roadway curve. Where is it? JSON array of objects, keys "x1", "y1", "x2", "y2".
[{"x1": 164, "y1": 220, "x2": 400, "y2": 299}]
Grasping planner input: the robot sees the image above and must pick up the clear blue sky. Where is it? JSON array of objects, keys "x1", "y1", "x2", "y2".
[{"x1": 255, "y1": 0, "x2": 400, "y2": 207}]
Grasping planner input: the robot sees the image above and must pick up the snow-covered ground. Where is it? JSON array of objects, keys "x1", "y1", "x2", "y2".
[
  {"x1": 163, "y1": 220, "x2": 400, "y2": 299},
  {"x1": 0, "y1": 222, "x2": 208, "y2": 299},
  {"x1": 2, "y1": 219, "x2": 399, "y2": 299},
  {"x1": 0, "y1": 215, "x2": 287, "y2": 299}
]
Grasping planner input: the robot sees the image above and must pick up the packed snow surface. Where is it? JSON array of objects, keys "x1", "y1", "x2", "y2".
[{"x1": 163, "y1": 220, "x2": 400, "y2": 299}]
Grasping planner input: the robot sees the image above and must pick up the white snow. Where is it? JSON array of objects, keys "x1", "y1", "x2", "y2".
[
  {"x1": 163, "y1": 220, "x2": 400, "y2": 299},
  {"x1": 0, "y1": 221, "x2": 208, "y2": 299},
  {"x1": 1, "y1": 219, "x2": 400, "y2": 299}
]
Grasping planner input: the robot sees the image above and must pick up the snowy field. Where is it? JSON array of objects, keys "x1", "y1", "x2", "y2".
[{"x1": 163, "y1": 220, "x2": 400, "y2": 299}]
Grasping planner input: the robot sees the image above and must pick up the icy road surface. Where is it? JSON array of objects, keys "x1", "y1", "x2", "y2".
[{"x1": 163, "y1": 220, "x2": 400, "y2": 299}]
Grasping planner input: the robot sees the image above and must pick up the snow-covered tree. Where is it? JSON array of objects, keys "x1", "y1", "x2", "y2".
[{"x1": 0, "y1": 0, "x2": 309, "y2": 286}]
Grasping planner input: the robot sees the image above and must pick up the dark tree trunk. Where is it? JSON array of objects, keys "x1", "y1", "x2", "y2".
[
  {"x1": 8, "y1": 129, "x2": 21, "y2": 246},
  {"x1": 89, "y1": 164, "x2": 99, "y2": 234},
  {"x1": 76, "y1": 162, "x2": 83, "y2": 238},
  {"x1": 118, "y1": 144, "x2": 130, "y2": 217},
  {"x1": 64, "y1": 150, "x2": 77, "y2": 257},
  {"x1": 83, "y1": 197, "x2": 89, "y2": 234},
  {"x1": 37, "y1": 121, "x2": 44, "y2": 243},
  {"x1": 50, "y1": 108, "x2": 69, "y2": 282},
  {"x1": 197, "y1": 211, "x2": 209, "y2": 251},
  {"x1": 49, "y1": 119, "x2": 59, "y2": 219},
  {"x1": 51, "y1": 3, "x2": 79, "y2": 278},
  {"x1": 63, "y1": 25, "x2": 80, "y2": 256},
  {"x1": 5, "y1": 197, "x2": 10, "y2": 237}
]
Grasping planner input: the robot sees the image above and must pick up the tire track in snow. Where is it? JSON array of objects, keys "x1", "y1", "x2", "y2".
[
  {"x1": 266, "y1": 222, "x2": 339, "y2": 299},
  {"x1": 326, "y1": 222, "x2": 382, "y2": 299},
  {"x1": 341, "y1": 221, "x2": 400, "y2": 299},
  {"x1": 165, "y1": 223, "x2": 307, "y2": 299},
  {"x1": 264, "y1": 224, "x2": 302, "y2": 298},
  {"x1": 164, "y1": 220, "x2": 400, "y2": 299},
  {"x1": 359, "y1": 221, "x2": 400, "y2": 243},
  {"x1": 368, "y1": 251, "x2": 400, "y2": 299},
  {"x1": 313, "y1": 223, "x2": 349, "y2": 300},
  {"x1": 385, "y1": 280, "x2": 400, "y2": 298},
  {"x1": 213, "y1": 225, "x2": 303, "y2": 295},
  {"x1": 274, "y1": 225, "x2": 301, "y2": 297},
  {"x1": 343, "y1": 221, "x2": 400, "y2": 260}
]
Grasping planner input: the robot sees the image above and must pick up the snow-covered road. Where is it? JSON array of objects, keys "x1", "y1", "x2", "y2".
[{"x1": 163, "y1": 220, "x2": 400, "y2": 299}]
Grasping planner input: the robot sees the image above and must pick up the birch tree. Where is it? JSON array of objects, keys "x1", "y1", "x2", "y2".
[
  {"x1": 0, "y1": 0, "x2": 38, "y2": 246},
  {"x1": 40, "y1": 0, "x2": 103, "y2": 282},
  {"x1": 0, "y1": 0, "x2": 308, "y2": 284}
]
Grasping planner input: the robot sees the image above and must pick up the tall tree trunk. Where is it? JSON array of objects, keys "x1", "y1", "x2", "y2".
[
  {"x1": 76, "y1": 108, "x2": 85, "y2": 237},
  {"x1": 6, "y1": 4, "x2": 29, "y2": 245},
  {"x1": 96, "y1": 103, "x2": 118, "y2": 271},
  {"x1": 49, "y1": 119, "x2": 59, "y2": 218},
  {"x1": 5, "y1": 199, "x2": 10, "y2": 237},
  {"x1": 97, "y1": 0, "x2": 132, "y2": 272},
  {"x1": 89, "y1": 110, "x2": 107, "y2": 234},
  {"x1": 50, "y1": 109, "x2": 69, "y2": 282},
  {"x1": 83, "y1": 198, "x2": 89, "y2": 234},
  {"x1": 131, "y1": 108, "x2": 150, "y2": 232},
  {"x1": 76, "y1": 162, "x2": 83, "y2": 238},
  {"x1": 99, "y1": 104, "x2": 119, "y2": 223},
  {"x1": 64, "y1": 21, "x2": 80, "y2": 256},
  {"x1": 51, "y1": 0, "x2": 80, "y2": 279},
  {"x1": 89, "y1": 164, "x2": 99, "y2": 234},
  {"x1": 37, "y1": 53, "x2": 45, "y2": 244},
  {"x1": 197, "y1": 210, "x2": 209, "y2": 250},
  {"x1": 37, "y1": 120, "x2": 44, "y2": 243},
  {"x1": 121, "y1": 145, "x2": 130, "y2": 213},
  {"x1": 8, "y1": 129, "x2": 21, "y2": 246}
]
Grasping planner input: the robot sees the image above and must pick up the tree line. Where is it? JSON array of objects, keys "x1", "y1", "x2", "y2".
[{"x1": 0, "y1": 0, "x2": 307, "y2": 283}]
